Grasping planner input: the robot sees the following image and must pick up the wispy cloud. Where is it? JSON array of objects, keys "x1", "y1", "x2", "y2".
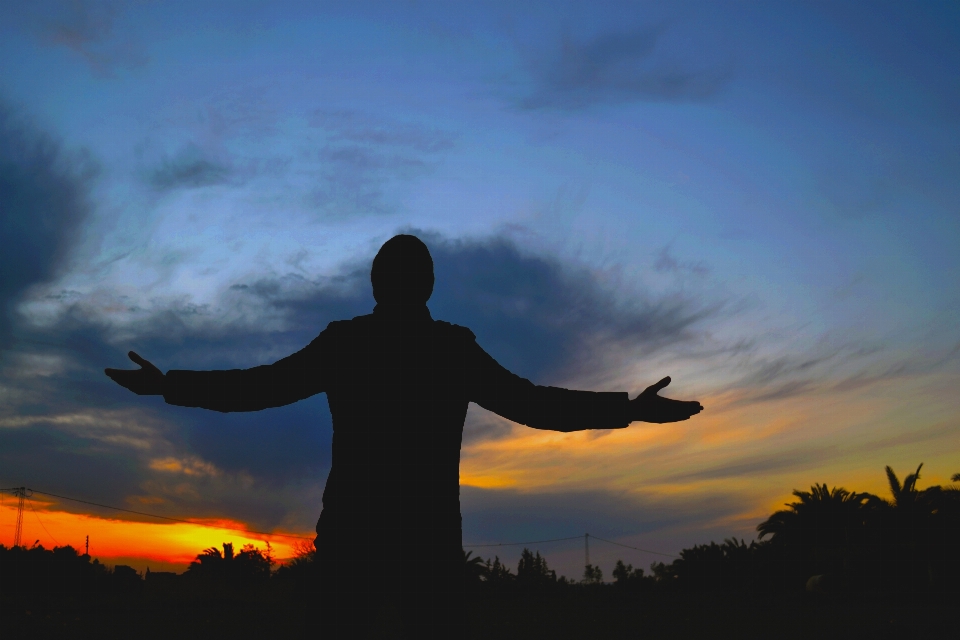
[
  {"x1": 312, "y1": 109, "x2": 455, "y2": 153},
  {"x1": 521, "y1": 26, "x2": 732, "y2": 110},
  {"x1": 306, "y1": 110, "x2": 455, "y2": 217},
  {"x1": 722, "y1": 341, "x2": 960, "y2": 408},
  {"x1": 41, "y1": 0, "x2": 147, "y2": 76},
  {"x1": 654, "y1": 245, "x2": 710, "y2": 276},
  {"x1": 147, "y1": 145, "x2": 232, "y2": 191}
]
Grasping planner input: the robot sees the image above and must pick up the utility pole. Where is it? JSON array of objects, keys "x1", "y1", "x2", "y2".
[
  {"x1": 584, "y1": 532, "x2": 590, "y2": 568},
  {"x1": 85, "y1": 535, "x2": 89, "y2": 557},
  {"x1": 13, "y1": 487, "x2": 26, "y2": 548}
]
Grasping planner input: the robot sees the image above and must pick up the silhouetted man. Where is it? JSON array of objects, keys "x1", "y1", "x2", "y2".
[{"x1": 106, "y1": 234, "x2": 703, "y2": 639}]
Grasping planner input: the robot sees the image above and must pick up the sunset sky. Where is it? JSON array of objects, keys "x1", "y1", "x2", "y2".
[{"x1": 1, "y1": 1, "x2": 958, "y2": 579}]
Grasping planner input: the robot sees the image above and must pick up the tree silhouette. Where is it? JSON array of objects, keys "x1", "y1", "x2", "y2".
[
  {"x1": 581, "y1": 564, "x2": 603, "y2": 585},
  {"x1": 516, "y1": 548, "x2": 557, "y2": 589},
  {"x1": 483, "y1": 556, "x2": 515, "y2": 588},
  {"x1": 612, "y1": 559, "x2": 647, "y2": 591},
  {"x1": 756, "y1": 482, "x2": 884, "y2": 584},
  {"x1": 882, "y1": 463, "x2": 951, "y2": 590},
  {"x1": 185, "y1": 542, "x2": 273, "y2": 586},
  {"x1": 885, "y1": 463, "x2": 927, "y2": 509},
  {"x1": 462, "y1": 549, "x2": 487, "y2": 588}
]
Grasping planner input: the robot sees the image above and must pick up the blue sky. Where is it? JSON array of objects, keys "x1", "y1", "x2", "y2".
[{"x1": 1, "y1": 1, "x2": 958, "y2": 577}]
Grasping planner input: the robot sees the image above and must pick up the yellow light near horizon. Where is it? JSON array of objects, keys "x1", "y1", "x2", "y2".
[
  {"x1": 459, "y1": 370, "x2": 960, "y2": 543},
  {"x1": 0, "y1": 505, "x2": 307, "y2": 569}
]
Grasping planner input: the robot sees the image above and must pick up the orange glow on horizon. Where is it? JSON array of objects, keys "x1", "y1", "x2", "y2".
[{"x1": 0, "y1": 505, "x2": 309, "y2": 571}]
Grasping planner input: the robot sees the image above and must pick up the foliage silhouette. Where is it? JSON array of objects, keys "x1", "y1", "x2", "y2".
[
  {"x1": 6, "y1": 464, "x2": 960, "y2": 637},
  {"x1": 184, "y1": 542, "x2": 274, "y2": 586},
  {"x1": 581, "y1": 563, "x2": 603, "y2": 585},
  {"x1": 516, "y1": 548, "x2": 558, "y2": 589},
  {"x1": 612, "y1": 559, "x2": 648, "y2": 591},
  {"x1": 462, "y1": 548, "x2": 487, "y2": 589}
]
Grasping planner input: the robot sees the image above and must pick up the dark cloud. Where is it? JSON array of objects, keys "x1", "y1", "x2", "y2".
[
  {"x1": 460, "y1": 484, "x2": 747, "y2": 575},
  {"x1": 1, "y1": 231, "x2": 719, "y2": 532},
  {"x1": 41, "y1": 0, "x2": 147, "y2": 76},
  {"x1": 218, "y1": 232, "x2": 716, "y2": 382},
  {"x1": 462, "y1": 485, "x2": 743, "y2": 540},
  {"x1": 147, "y1": 145, "x2": 232, "y2": 191},
  {"x1": 428, "y1": 234, "x2": 716, "y2": 382},
  {"x1": 0, "y1": 423, "x2": 144, "y2": 504},
  {"x1": 522, "y1": 27, "x2": 732, "y2": 110},
  {"x1": 0, "y1": 101, "x2": 95, "y2": 346}
]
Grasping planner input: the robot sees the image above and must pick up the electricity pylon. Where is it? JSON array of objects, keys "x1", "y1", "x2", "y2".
[{"x1": 13, "y1": 487, "x2": 27, "y2": 548}]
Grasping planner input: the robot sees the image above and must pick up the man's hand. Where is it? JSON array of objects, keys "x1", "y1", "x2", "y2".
[
  {"x1": 105, "y1": 351, "x2": 164, "y2": 396},
  {"x1": 629, "y1": 376, "x2": 703, "y2": 423}
]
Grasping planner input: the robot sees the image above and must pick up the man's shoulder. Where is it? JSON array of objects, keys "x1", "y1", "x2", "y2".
[
  {"x1": 311, "y1": 316, "x2": 370, "y2": 342},
  {"x1": 432, "y1": 319, "x2": 476, "y2": 341},
  {"x1": 327, "y1": 314, "x2": 375, "y2": 329}
]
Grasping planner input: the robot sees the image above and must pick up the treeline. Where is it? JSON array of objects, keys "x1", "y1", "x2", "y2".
[
  {"x1": 2, "y1": 463, "x2": 958, "y2": 601},
  {"x1": 0, "y1": 541, "x2": 279, "y2": 598},
  {"x1": 657, "y1": 463, "x2": 960, "y2": 594},
  {"x1": 460, "y1": 463, "x2": 960, "y2": 596}
]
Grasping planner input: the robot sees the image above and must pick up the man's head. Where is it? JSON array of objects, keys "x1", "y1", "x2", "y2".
[{"x1": 371, "y1": 234, "x2": 435, "y2": 306}]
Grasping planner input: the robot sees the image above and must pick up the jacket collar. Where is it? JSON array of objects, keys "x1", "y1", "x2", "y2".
[{"x1": 372, "y1": 303, "x2": 433, "y2": 322}]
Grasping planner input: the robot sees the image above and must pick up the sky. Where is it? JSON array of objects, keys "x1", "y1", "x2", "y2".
[{"x1": 0, "y1": 0, "x2": 958, "y2": 579}]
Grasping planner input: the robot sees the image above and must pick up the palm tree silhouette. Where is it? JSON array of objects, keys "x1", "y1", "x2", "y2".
[
  {"x1": 883, "y1": 463, "x2": 945, "y2": 589},
  {"x1": 757, "y1": 483, "x2": 882, "y2": 583},
  {"x1": 885, "y1": 463, "x2": 928, "y2": 509},
  {"x1": 462, "y1": 549, "x2": 487, "y2": 587}
]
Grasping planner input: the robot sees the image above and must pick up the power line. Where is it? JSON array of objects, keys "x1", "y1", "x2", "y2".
[
  {"x1": 1, "y1": 487, "x2": 313, "y2": 541},
  {"x1": 28, "y1": 498, "x2": 60, "y2": 547},
  {"x1": 589, "y1": 534, "x2": 679, "y2": 559}
]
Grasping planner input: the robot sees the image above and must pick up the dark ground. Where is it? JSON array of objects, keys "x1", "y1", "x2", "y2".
[{"x1": 4, "y1": 585, "x2": 956, "y2": 639}]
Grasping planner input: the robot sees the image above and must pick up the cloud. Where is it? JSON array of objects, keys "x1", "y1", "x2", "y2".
[
  {"x1": 521, "y1": 26, "x2": 732, "y2": 110},
  {"x1": 660, "y1": 446, "x2": 834, "y2": 485},
  {"x1": 8, "y1": 225, "x2": 953, "y2": 543},
  {"x1": 306, "y1": 110, "x2": 455, "y2": 217},
  {"x1": 459, "y1": 484, "x2": 759, "y2": 579},
  {"x1": 312, "y1": 109, "x2": 455, "y2": 153},
  {"x1": 40, "y1": 0, "x2": 147, "y2": 76},
  {"x1": 654, "y1": 246, "x2": 709, "y2": 276},
  {"x1": 147, "y1": 145, "x2": 232, "y2": 191},
  {"x1": 427, "y1": 234, "x2": 717, "y2": 382},
  {"x1": 723, "y1": 341, "x2": 960, "y2": 407},
  {"x1": 0, "y1": 101, "x2": 95, "y2": 346},
  {"x1": 211, "y1": 232, "x2": 718, "y2": 384},
  {"x1": 1, "y1": 230, "x2": 722, "y2": 535},
  {"x1": 461, "y1": 484, "x2": 746, "y2": 548},
  {"x1": 656, "y1": 416, "x2": 960, "y2": 489}
]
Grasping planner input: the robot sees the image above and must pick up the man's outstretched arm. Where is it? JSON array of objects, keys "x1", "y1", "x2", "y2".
[
  {"x1": 468, "y1": 341, "x2": 702, "y2": 431},
  {"x1": 105, "y1": 337, "x2": 328, "y2": 412}
]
